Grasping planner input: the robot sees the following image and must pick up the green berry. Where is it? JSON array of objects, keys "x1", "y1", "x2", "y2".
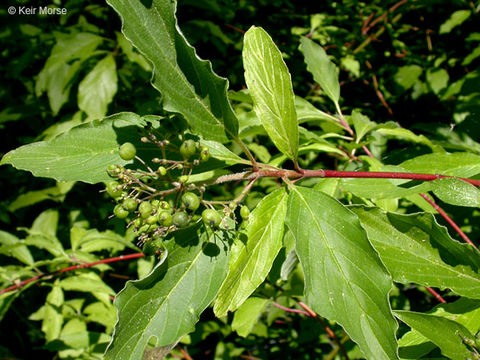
[
  {"x1": 106, "y1": 181, "x2": 122, "y2": 199},
  {"x1": 123, "y1": 198, "x2": 138, "y2": 212},
  {"x1": 113, "y1": 204, "x2": 129, "y2": 219},
  {"x1": 138, "y1": 201, "x2": 153, "y2": 219},
  {"x1": 240, "y1": 206, "x2": 250, "y2": 219},
  {"x1": 146, "y1": 215, "x2": 158, "y2": 225},
  {"x1": 202, "y1": 209, "x2": 221, "y2": 228},
  {"x1": 180, "y1": 139, "x2": 197, "y2": 159},
  {"x1": 179, "y1": 175, "x2": 189, "y2": 184},
  {"x1": 172, "y1": 211, "x2": 189, "y2": 227},
  {"x1": 182, "y1": 192, "x2": 200, "y2": 211},
  {"x1": 107, "y1": 164, "x2": 118, "y2": 177},
  {"x1": 143, "y1": 239, "x2": 163, "y2": 256},
  {"x1": 159, "y1": 201, "x2": 173, "y2": 214},
  {"x1": 133, "y1": 218, "x2": 143, "y2": 227},
  {"x1": 158, "y1": 166, "x2": 167, "y2": 176},
  {"x1": 119, "y1": 142, "x2": 136, "y2": 160},
  {"x1": 158, "y1": 211, "x2": 173, "y2": 226},
  {"x1": 200, "y1": 147, "x2": 210, "y2": 162},
  {"x1": 151, "y1": 199, "x2": 160, "y2": 209}
]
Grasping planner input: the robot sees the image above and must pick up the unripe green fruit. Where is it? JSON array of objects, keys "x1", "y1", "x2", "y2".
[
  {"x1": 158, "y1": 211, "x2": 173, "y2": 226},
  {"x1": 202, "y1": 209, "x2": 221, "y2": 228},
  {"x1": 106, "y1": 181, "x2": 122, "y2": 199},
  {"x1": 158, "y1": 166, "x2": 167, "y2": 176},
  {"x1": 143, "y1": 239, "x2": 163, "y2": 256},
  {"x1": 179, "y1": 175, "x2": 189, "y2": 184},
  {"x1": 119, "y1": 142, "x2": 136, "y2": 160},
  {"x1": 138, "y1": 201, "x2": 153, "y2": 219},
  {"x1": 200, "y1": 147, "x2": 210, "y2": 162},
  {"x1": 151, "y1": 199, "x2": 160, "y2": 209},
  {"x1": 172, "y1": 211, "x2": 189, "y2": 227},
  {"x1": 133, "y1": 217, "x2": 143, "y2": 227},
  {"x1": 180, "y1": 139, "x2": 197, "y2": 159},
  {"x1": 240, "y1": 206, "x2": 250, "y2": 219},
  {"x1": 114, "y1": 204, "x2": 129, "y2": 219},
  {"x1": 122, "y1": 198, "x2": 138, "y2": 212},
  {"x1": 146, "y1": 215, "x2": 158, "y2": 225},
  {"x1": 107, "y1": 164, "x2": 117, "y2": 177},
  {"x1": 182, "y1": 192, "x2": 200, "y2": 211}
]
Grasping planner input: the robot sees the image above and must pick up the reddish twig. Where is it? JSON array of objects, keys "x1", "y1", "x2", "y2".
[
  {"x1": 419, "y1": 193, "x2": 479, "y2": 253},
  {"x1": 1, "y1": 252, "x2": 147, "y2": 295},
  {"x1": 178, "y1": 347, "x2": 193, "y2": 360},
  {"x1": 297, "y1": 302, "x2": 350, "y2": 359},
  {"x1": 272, "y1": 302, "x2": 311, "y2": 316},
  {"x1": 425, "y1": 287, "x2": 446, "y2": 303}
]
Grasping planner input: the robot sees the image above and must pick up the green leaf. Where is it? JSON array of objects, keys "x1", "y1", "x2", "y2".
[
  {"x1": 243, "y1": 26, "x2": 298, "y2": 160},
  {"x1": 431, "y1": 178, "x2": 480, "y2": 207},
  {"x1": 42, "y1": 281, "x2": 64, "y2": 342},
  {"x1": 232, "y1": 297, "x2": 269, "y2": 337},
  {"x1": 8, "y1": 181, "x2": 75, "y2": 212},
  {"x1": 341, "y1": 178, "x2": 432, "y2": 200},
  {"x1": 375, "y1": 125, "x2": 436, "y2": 149},
  {"x1": 398, "y1": 298, "x2": 480, "y2": 359},
  {"x1": 1, "y1": 113, "x2": 145, "y2": 183},
  {"x1": 393, "y1": 65, "x2": 423, "y2": 91},
  {"x1": 78, "y1": 54, "x2": 118, "y2": 120},
  {"x1": 295, "y1": 96, "x2": 338, "y2": 125},
  {"x1": 0, "y1": 230, "x2": 34, "y2": 265},
  {"x1": 439, "y1": 10, "x2": 471, "y2": 34},
  {"x1": 60, "y1": 273, "x2": 115, "y2": 306},
  {"x1": 105, "y1": 225, "x2": 230, "y2": 359},
  {"x1": 462, "y1": 45, "x2": 480, "y2": 66},
  {"x1": 214, "y1": 188, "x2": 288, "y2": 317},
  {"x1": 400, "y1": 152, "x2": 480, "y2": 177},
  {"x1": 286, "y1": 187, "x2": 398, "y2": 360},
  {"x1": 351, "y1": 110, "x2": 376, "y2": 142},
  {"x1": 36, "y1": 32, "x2": 103, "y2": 115},
  {"x1": 84, "y1": 302, "x2": 117, "y2": 333},
  {"x1": 247, "y1": 143, "x2": 271, "y2": 163},
  {"x1": 299, "y1": 37, "x2": 340, "y2": 105},
  {"x1": 199, "y1": 140, "x2": 250, "y2": 165},
  {"x1": 23, "y1": 209, "x2": 64, "y2": 257},
  {"x1": 426, "y1": 68, "x2": 449, "y2": 95},
  {"x1": 394, "y1": 310, "x2": 474, "y2": 360},
  {"x1": 106, "y1": 0, "x2": 238, "y2": 142},
  {"x1": 352, "y1": 207, "x2": 480, "y2": 299},
  {"x1": 70, "y1": 227, "x2": 138, "y2": 253},
  {"x1": 115, "y1": 32, "x2": 151, "y2": 72}
]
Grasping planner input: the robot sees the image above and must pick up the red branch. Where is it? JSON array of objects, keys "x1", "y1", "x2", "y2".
[
  {"x1": 0, "y1": 252, "x2": 146, "y2": 295},
  {"x1": 419, "y1": 193, "x2": 479, "y2": 253},
  {"x1": 425, "y1": 287, "x2": 446, "y2": 303}
]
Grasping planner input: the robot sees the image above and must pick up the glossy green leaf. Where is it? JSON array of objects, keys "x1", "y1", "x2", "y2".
[
  {"x1": 232, "y1": 297, "x2": 269, "y2": 337},
  {"x1": 341, "y1": 178, "x2": 432, "y2": 200},
  {"x1": 0, "y1": 230, "x2": 34, "y2": 265},
  {"x1": 286, "y1": 187, "x2": 398, "y2": 360},
  {"x1": 352, "y1": 207, "x2": 480, "y2": 298},
  {"x1": 431, "y1": 178, "x2": 480, "y2": 207},
  {"x1": 299, "y1": 37, "x2": 340, "y2": 104},
  {"x1": 1, "y1": 113, "x2": 145, "y2": 183},
  {"x1": 199, "y1": 140, "x2": 250, "y2": 165},
  {"x1": 394, "y1": 310, "x2": 474, "y2": 360},
  {"x1": 243, "y1": 26, "x2": 298, "y2": 160},
  {"x1": 439, "y1": 10, "x2": 471, "y2": 34},
  {"x1": 351, "y1": 110, "x2": 376, "y2": 142},
  {"x1": 78, "y1": 55, "x2": 118, "y2": 120},
  {"x1": 106, "y1": 0, "x2": 238, "y2": 142},
  {"x1": 400, "y1": 152, "x2": 480, "y2": 177},
  {"x1": 105, "y1": 225, "x2": 230, "y2": 360},
  {"x1": 295, "y1": 96, "x2": 338, "y2": 125},
  {"x1": 214, "y1": 188, "x2": 288, "y2": 317},
  {"x1": 398, "y1": 298, "x2": 480, "y2": 359}
]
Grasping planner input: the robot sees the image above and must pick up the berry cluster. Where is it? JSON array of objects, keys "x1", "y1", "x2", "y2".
[{"x1": 105, "y1": 135, "x2": 250, "y2": 255}]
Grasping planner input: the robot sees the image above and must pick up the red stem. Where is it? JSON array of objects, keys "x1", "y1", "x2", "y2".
[
  {"x1": 0, "y1": 252, "x2": 146, "y2": 295},
  {"x1": 272, "y1": 302, "x2": 311, "y2": 316},
  {"x1": 425, "y1": 287, "x2": 446, "y2": 303},
  {"x1": 419, "y1": 193, "x2": 479, "y2": 253}
]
